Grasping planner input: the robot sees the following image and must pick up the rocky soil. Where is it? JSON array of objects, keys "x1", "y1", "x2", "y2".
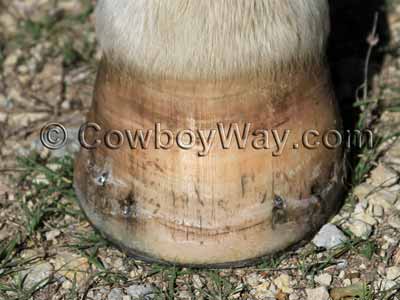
[{"x1": 0, "y1": 1, "x2": 400, "y2": 299}]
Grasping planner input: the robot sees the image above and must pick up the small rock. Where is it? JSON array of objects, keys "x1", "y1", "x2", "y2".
[
  {"x1": 0, "y1": 112, "x2": 7, "y2": 123},
  {"x1": 62, "y1": 280, "x2": 73, "y2": 289},
  {"x1": 394, "y1": 249, "x2": 400, "y2": 265},
  {"x1": 108, "y1": 288, "x2": 124, "y2": 300},
  {"x1": 369, "y1": 191, "x2": 397, "y2": 211},
  {"x1": 289, "y1": 294, "x2": 299, "y2": 300},
  {"x1": 314, "y1": 273, "x2": 332, "y2": 286},
  {"x1": 3, "y1": 51, "x2": 21, "y2": 69},
  {"x1": 9, "y1": 112, "x2": 48, "y2": 128},
  {"x1": 346, "y1": 220, "x2": 373, "y2": 239},
  {"x1": 20, "y1": 262, "x2": 53, "y2": 289},
  {"x1": 354, "y1": 202, "x2": 368, "y2": 214},
  {"x1": 274, "y1": 274, "x2": 293, "y2": 294},
  {"x1": 246, "y1": 273, "x2": 261, "y2": 287},
  {"x1": 126, "y1": 284, "x2": 154, "y2": 299},
  {"x1": 374, "y1": 279, "x2": 397, "y2": 292},
  {"x1": 371, "y1": 205, "x2": 384, "y2": 218},
  {"x1": 312, "y1": 224, "x2": 348, "y2": 249},
  {"x1": 353, "y1": 184, "x2": 372, "y2": 201},
  {"x1": 53, "y1": 251, "x2": 90, "y2": 282},
  {"x1": 368, "y1": 164, "x2": 398, "y2": 187},
  {"x1": 330, "y1": 283, "x2": 366, "y2": 300},
  {"x1": 254, "y1": 282, "x2": 275, "y2": 300},
  {"x1": 388, "y1": 214, "x2": 400, "y2": 230},
  {"x1": 386, "y1": 266, "x2": 400, "y2": 281},
  {"x1": 177, "y1": 291, "x2": 191, "y2": 299},
  {"x1": 343, "y1": 279, "x2": 352, "y2": 287},
  {"x1": 192, "y1": 274, "x2": 204, "y2": 289},
  {"x1": 45, "y1": 229, "x2": 61, "y2": 241},
  {"x1": 337, "y1": 260, "x2": 348, "y2": 269},
  {"x1": 122, "y1": 296, "x2": 131, "y2": 300},
  {"x1": 352, "y1": 212, "x2": 377, "y2": 226},
  {"x1": 33, "y1": 174, "x2": 50, "y2": 185},
  {"x1": 305, "y1": 287, "x2": 330, "y2": 300}
]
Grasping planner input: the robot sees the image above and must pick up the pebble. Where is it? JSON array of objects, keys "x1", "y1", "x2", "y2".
[
  {"x1": 53, "y1": 251, "x2": 90, "y2": 282},
  {"x1": 289, "y1": 294, "x2": 299, "y2": 300},
  {"x1": 337, "y1": 260, "x2": 348, "y2": 269},
  {"x1": 126, "y1": 284, "x2": 154, "y2": 299},
  {"x1": 386, "y1": 266, "x2": 400, "y2": 281},
  {"x1": 246, "y1": 273, "x2": 261, "y2": 287},
  {"x1": 352, "y1": 212, "x2": 377, "y2": 226},
  {"x1": 312, "y1": 224, "x2": 348, "y2": 249},
  {"x1": 353, "y1": 184, "x2": 372, "y2": 201},
  {"x1": 0, "y1": 112, "x2": 7, "y2": 123},
  {"x1": 374, "y1": 279, "x2": 397, "y2": 292},
  {"x1": 108, "y1": 288, "x2": 124, "y2": 300},
  {"x1": 20, "y1": 262, "x2": 53, "y2": 289},
  {"x1": 192, "y1": 274, "x2": 204, "y2": 289},
  {"x1": 368, "y1": 164, "x2": 398, "y2": 187},
  {"x1": 371, "y1": 204, "x2": 384, "y2": 217},
  {"x1": 45, "y1": 229, "x2": 61, "y2": 241},
  {"x1": 388, "y1": 214, "x2": 400, "y2": 229},
  {"x1": 314, "y1": 273, "x2": 332, "y2": 286},
  {"x1": 346, "y1": 220, "x2": 373, "y2": 239},
  {"x1": 273, "y1": 274, "x2": 293, "y2": 294},
  {"x1": 3, "y1": 51, "x2": 21, "y2": 69},
  {"x1": 305, "y1": 287, "x2": 330, "y2": 300},
  {"x1": 343, "y1": 279, "x2": 352, "y2": 287},
  {"x1": 254, "y1": 282, "x2": 276, "y2": 300}
]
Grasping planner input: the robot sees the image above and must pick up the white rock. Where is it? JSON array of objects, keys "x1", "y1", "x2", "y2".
[
  {"x1": 21, "y1": 262, "x2": 53, "y2": 289},
  {"x1": 9, "y1": 112, "x2": 48, "y2": 128},
  {"x1": 0, "y1": 112, "x2": 7, "y2": 123},
  {"x1": 353, "y1": 183, "x2": 373, "y2": 201},
  {"x1": 192, "y1": 274, "x2": 204, "y2": 289},
  {"x1": 3, "y1": 51, "x2": 20, "y2": 68},
  {"x1": 122, "y1": 296, "x2": 131, "y2": 300},
  {"x1": 352, "y1": 212, "x2": 377, "y2": 226},
  {"x1": 289, "y1": 294, "x2": 300, "y2": 300},
  {"x1": 45, "y1": 229, "x2": 61, "y2": 241},
  {"x1": 126, "y1": 284, "x2": 154, "y2": 299},
  {"x1": 306, "y1": 287, "x2": 330, "y2": 300},
  {"x1": 354, "y1": 202, "x2": 368, "y2": 214},
  {"x1": 314, "y1": 273, "x2": 332, "y2": 286},
  {"x1": 369, "y1": 164, "x2": 398, "y2": 187},
  {"x1": 108, "y1": 288, "x2": 124, "y2": 300},
  {"x1": 254, "y1": 282, "x2": 275, "y2": 300},
  {"x1": 372, "y1": 205, "x2": 384, "y2": 217},
  {"x1": 312, "y1": 224, "x2": 348, "y2": 249},
  {"x1": 386, "y1": 266, "x2": 400, "y2": 281},
  {"x1": 375, "y1": 279, "x2": 397, "y2": 292},
  {"x1": 369, "y1": 192, "x2": 396, "y2": 211},
  {"x1": 62, "y1": 280, "x2": 73, "y2": 289},
  {"x1": 246, "y1": 273, "x2": 261, "y2": 287},
  {"x1": 388, "y1": 215, "x2": 400, "y2": 230},
  {"x1": 347, "y1": 220, "x2": 373, "y2": 239},
  {"x1": 273, "y1": 274, "x2": 293, "y2": 294},
  {"x1": 337, "y1": 260, "x2": 348, "y2": 269},
  {"x1": 343, "y1": 279, "x2": 352, "y2": 287}
]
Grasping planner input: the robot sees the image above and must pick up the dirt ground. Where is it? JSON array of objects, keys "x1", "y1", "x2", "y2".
[{"x1": 0, "y1": 1, "x2": 400, "y2": 299}]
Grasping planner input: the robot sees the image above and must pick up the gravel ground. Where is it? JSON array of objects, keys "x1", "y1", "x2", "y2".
[{"x1": 1, "y1": 1, "x2": 400, "y2": 299}]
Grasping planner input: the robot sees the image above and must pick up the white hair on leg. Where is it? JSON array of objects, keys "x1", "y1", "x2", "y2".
[{"x1": 95, "y1": 0, "x2": 330, "y2": 81}]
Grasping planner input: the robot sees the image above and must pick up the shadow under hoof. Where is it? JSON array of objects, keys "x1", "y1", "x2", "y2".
[{"x1": 328, "y1": 0, "x2": 390, "y2": 131}]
